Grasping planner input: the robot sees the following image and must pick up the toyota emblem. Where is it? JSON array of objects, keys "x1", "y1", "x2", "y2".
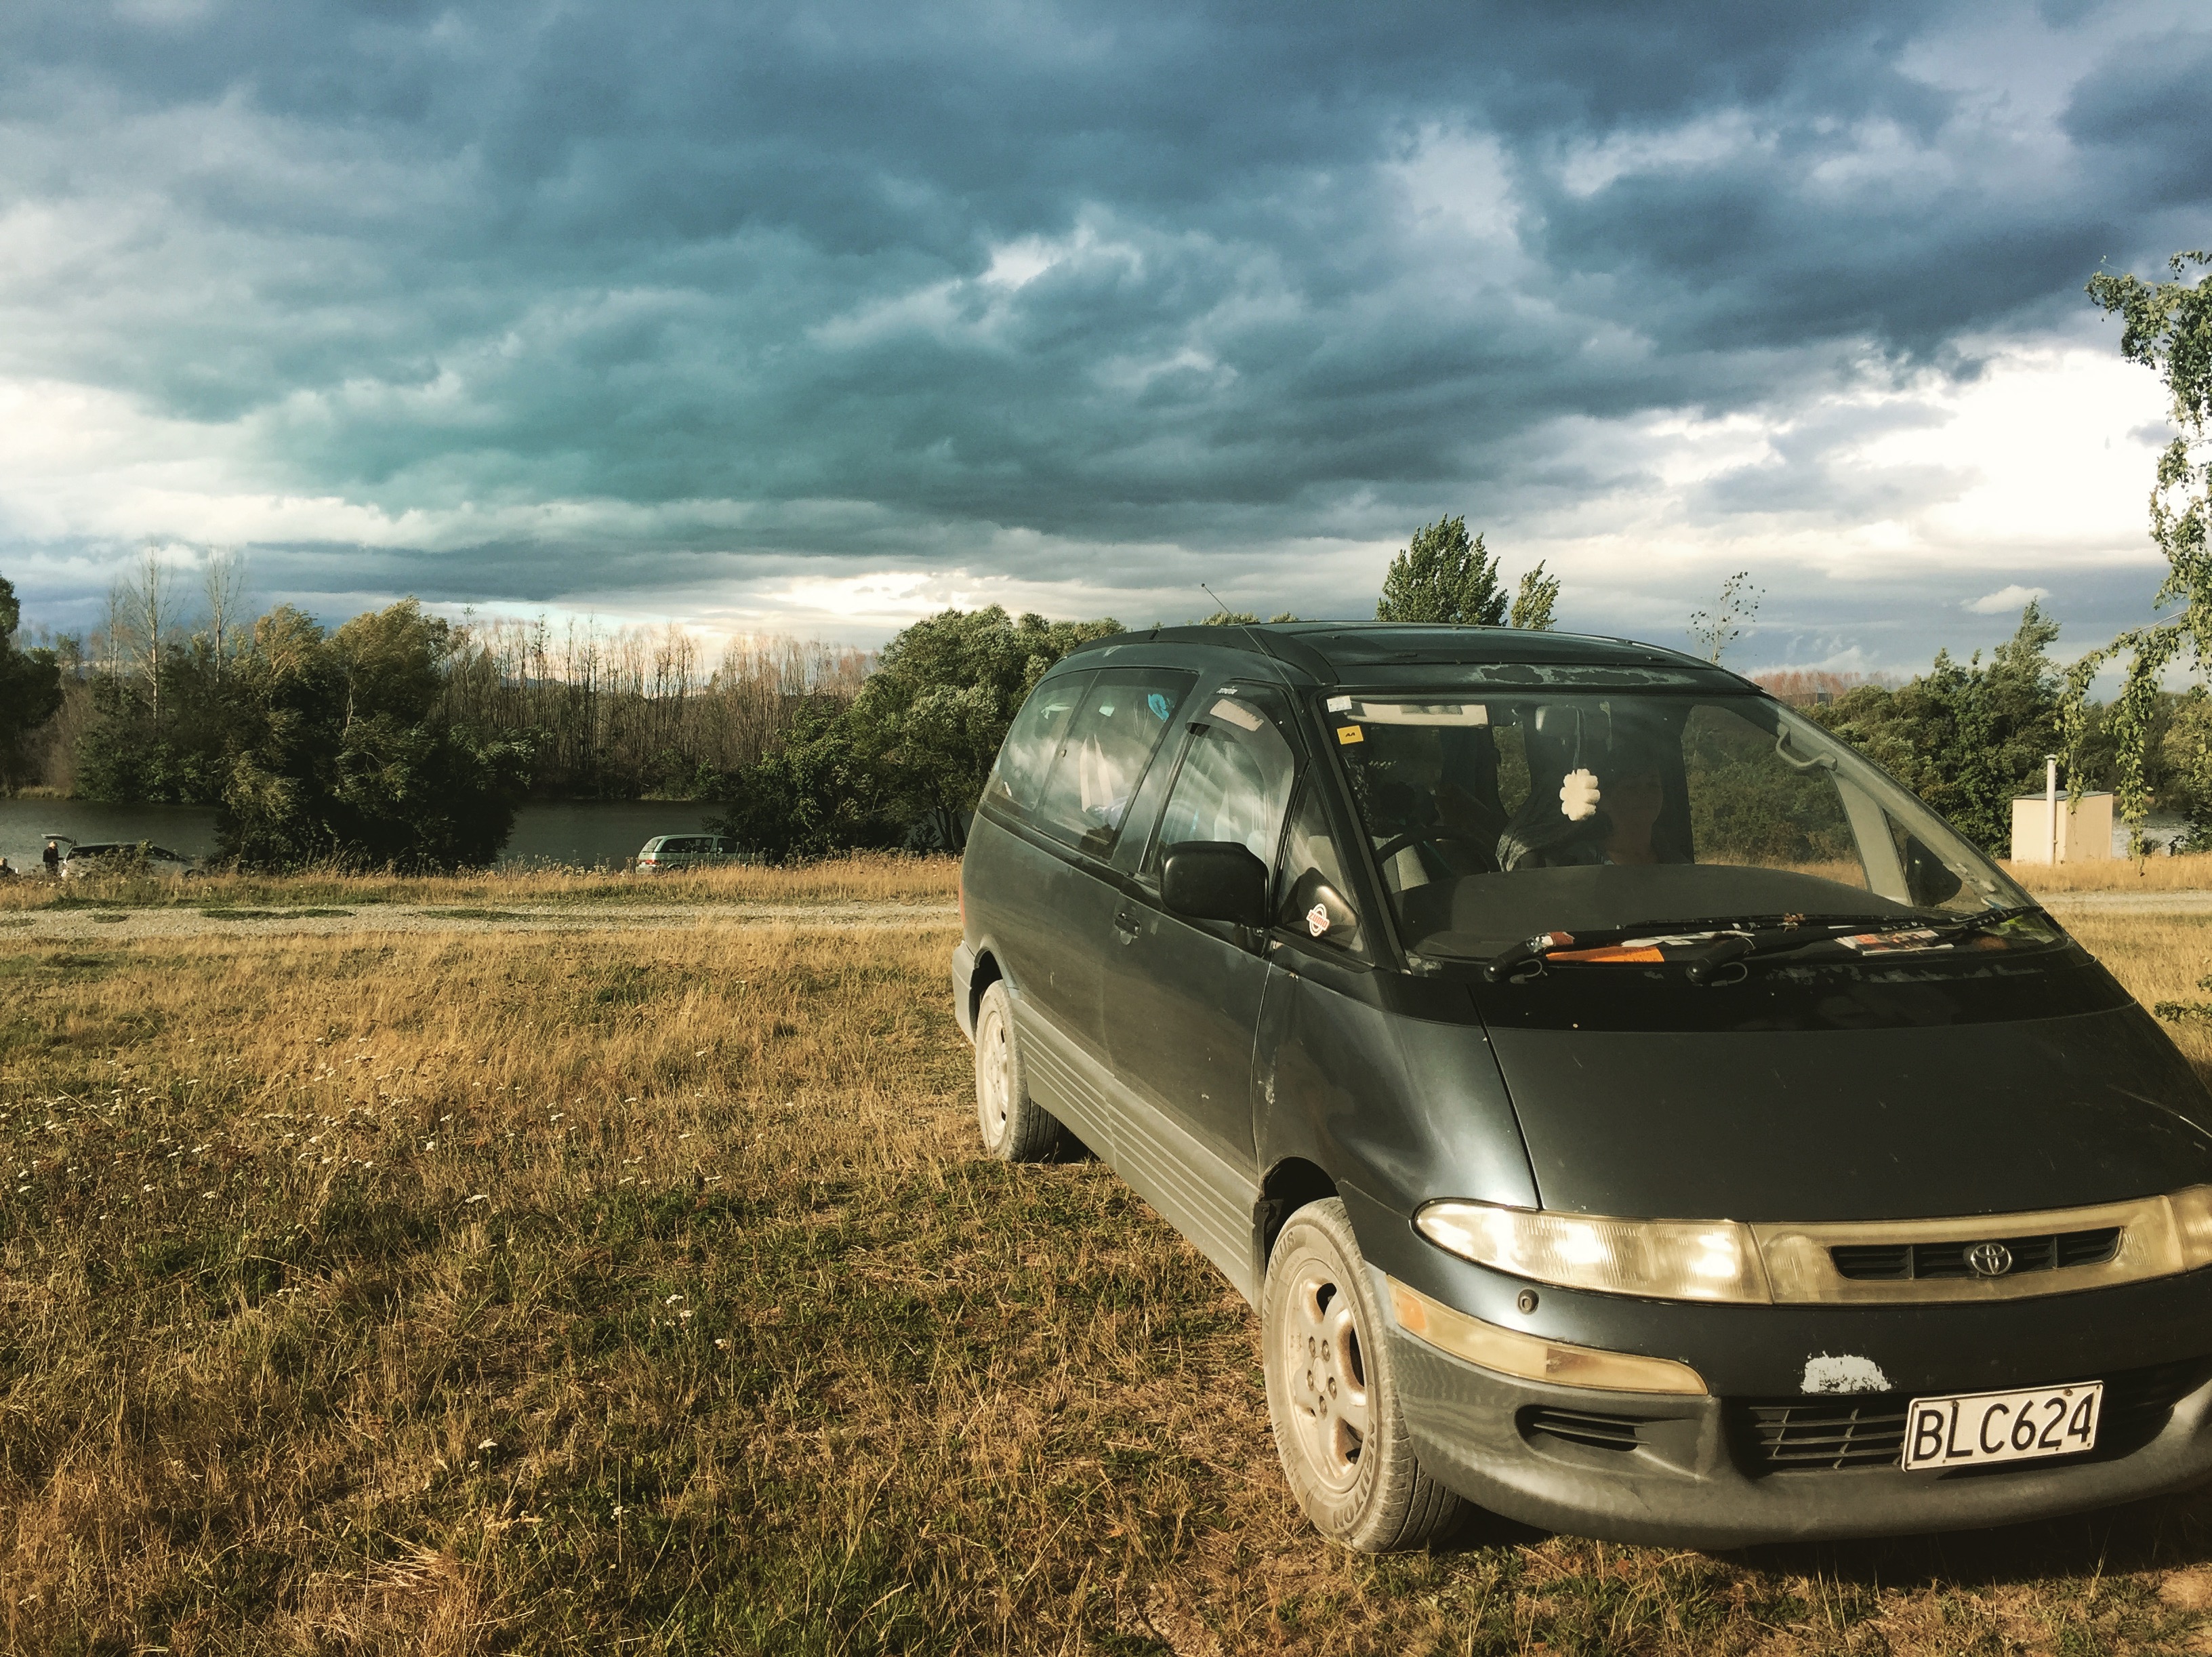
[{"x1": 1965, "y1": 1242, "x2": 2015, "y2": 1278}]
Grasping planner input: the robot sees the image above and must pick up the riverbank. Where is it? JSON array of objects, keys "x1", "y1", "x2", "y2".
[{"x1": 0, "y1": 797, "x2": 730, "y2": 873}]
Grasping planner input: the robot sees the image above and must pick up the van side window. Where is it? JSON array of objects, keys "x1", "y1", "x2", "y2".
[
  {"x1": 985, "y1": 672, "x2": 1092, "y2": 819},
  {"x1": 1031, "y1": 669, "x2": 1197, "y2": 855},
  {"x1": 1277, "y1": 781, "x2": 1365, "y2": 954},
  {"x1": 1147, "y1": 698, "x2": 1296, "y2": 873}
]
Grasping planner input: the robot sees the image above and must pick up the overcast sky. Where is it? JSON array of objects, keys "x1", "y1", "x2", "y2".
[{"x1": 3, "y1": 0, "x2": 2209, "y2": 672}]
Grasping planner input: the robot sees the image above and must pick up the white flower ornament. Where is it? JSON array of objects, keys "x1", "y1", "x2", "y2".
[{"x1": 1560, "y1": 768, "x2": 1601, "y2": 821}]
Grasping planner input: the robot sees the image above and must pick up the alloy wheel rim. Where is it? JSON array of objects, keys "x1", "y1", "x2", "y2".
[
  {"x1": 977, "y1": 1003, "x2": 1011, "y2": 1147},
  {"x1": 1283, "y1": 1264, "x2": 1370, "y2": 1494}
]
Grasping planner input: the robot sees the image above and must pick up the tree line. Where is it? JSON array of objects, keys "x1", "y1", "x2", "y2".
[{"x1": 0, "y1": 526, "x2": 2187, "y2": 872}]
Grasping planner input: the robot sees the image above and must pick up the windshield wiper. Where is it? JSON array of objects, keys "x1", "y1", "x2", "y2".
[
  {"x1": 1479, "y1": 905, "x2": 2054, "y2": 985},
  {"x1": 1478, "y1": 915, "x2": 1845, "y2": 983},
  {"x1": 1851, "y1": 902, "x2": 2048, "y2": 941}
]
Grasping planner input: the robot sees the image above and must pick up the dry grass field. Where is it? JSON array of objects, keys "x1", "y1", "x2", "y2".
[
  {"x1": 5, "y1": 859, "x2": 2212, "y2": 1653},
  {"x1": 2005, "y1": 851, "x2": 2212, "y2": 894}
]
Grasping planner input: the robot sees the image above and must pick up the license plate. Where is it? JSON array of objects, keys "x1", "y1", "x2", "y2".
[{"x1": 1902, "y1": 1382, "x2": 2102, "y2": 1471}]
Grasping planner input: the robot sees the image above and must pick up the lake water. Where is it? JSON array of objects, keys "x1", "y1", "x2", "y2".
[
  {"x1": 0, "y1": 798, "x2": 725, "y2": 872},
  {"x1": 0, "y1": 794, "x2": 2184, "y2": 874}
]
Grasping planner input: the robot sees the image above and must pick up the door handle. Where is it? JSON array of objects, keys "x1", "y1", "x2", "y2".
[{"x1": 1112, "y1": 907, "x2": 1141, "y2": 944}]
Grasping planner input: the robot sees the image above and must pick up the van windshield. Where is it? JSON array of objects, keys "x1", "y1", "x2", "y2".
[{"x1": 1326, "y1": 691, "x2": 2039, "y2": 960}]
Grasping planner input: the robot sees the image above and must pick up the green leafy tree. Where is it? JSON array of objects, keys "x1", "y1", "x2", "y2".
[
  {"x1": 220, "y1": 601, "x2": 531, "y2": 871},
  {"x1": 714, "y1": 606, "x2": 1121, "y2": 857},
  {"x1": 2060, "y1": 252, "x2": 2212, "y2": 853},
  {"x1": 1375, "y1": 517, "x2": 1507, "y2": 626},
  {"x1": 1510, "y1": 564, "x2": 1561, "y2": 632},
  {"x1": 0, "y1": 575, "x2": 64, "y2": 793},
  {"x1": 710, "y1": 700, "x2": 903, "y2": 861},
  {"x1": 1811, "y1": 602, "x2": 2064, "y2": 855}
]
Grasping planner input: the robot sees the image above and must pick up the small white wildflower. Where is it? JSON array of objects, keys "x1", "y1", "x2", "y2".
[
  {"x1": 466, "y1": 1194, "x2": 489, "y2": 1204},
  {"x1": 693, "y1": 1049, "x2": 708, "y2": 1057},
  {"x1": 664, "y1": 1293, "x2": 682, "y2": 1305},
  {"x1": 478, "y1": 1438, "x2": 497, "y2": 1451}
]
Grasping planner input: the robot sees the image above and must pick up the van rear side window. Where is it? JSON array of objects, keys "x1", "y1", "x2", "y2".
[
  {"x1": 987, "y1": 674, "x2": 1091, "y2": 818},
  {"x1": 1029, "y1": 669, "x2": 1195, "y2": 855}
]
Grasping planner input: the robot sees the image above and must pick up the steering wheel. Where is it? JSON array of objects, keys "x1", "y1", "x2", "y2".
[{"x1": 1372, "y1": 828, "x2": 1492, "y2": 866}]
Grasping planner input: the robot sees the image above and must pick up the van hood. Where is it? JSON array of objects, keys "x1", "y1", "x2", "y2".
[{"x1": 1486, "y1": 1006, "x2": 2212, "y2": 1223}]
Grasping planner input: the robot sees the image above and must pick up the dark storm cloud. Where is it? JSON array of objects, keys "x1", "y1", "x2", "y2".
[
  {"x1": 1, "y1": 0, "x2": 2207, "y2": 658},
  {"x1": 2065, "y1": 33, "x2": 2212, "y2": 209}
]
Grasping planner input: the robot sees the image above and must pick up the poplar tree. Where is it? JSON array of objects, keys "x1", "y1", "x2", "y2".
[
  {"x1": 1375, "y1": 516, "x2": 1507, "y2": 626},
  {"x1": 1510, "y1": 563, "x2": 1561, "y2": 632}
]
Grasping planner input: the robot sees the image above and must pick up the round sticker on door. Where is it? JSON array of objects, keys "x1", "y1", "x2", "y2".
[{"x1": 1307, "y1": 903, "x2": 1330, "y2": 937}]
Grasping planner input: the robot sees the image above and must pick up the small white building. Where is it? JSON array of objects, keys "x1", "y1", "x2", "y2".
[{"x1": 2010, "y1": 791, "x2": 2114, "y2": 863}]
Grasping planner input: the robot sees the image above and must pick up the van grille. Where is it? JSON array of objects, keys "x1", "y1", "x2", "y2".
[
  {"x1": 1736, "y1": 1359, "x2": 2205, "y2": 1473},
  {"x1": 1520, "y1": 1407, "x2": 1642, "y2": 1453},
  {"x1": 1830, "y1": 1227, "x2": 2121, "y2": 1281}
]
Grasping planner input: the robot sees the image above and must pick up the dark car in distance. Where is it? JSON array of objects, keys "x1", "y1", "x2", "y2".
[{"x1": 951, "y1": 622, "x2": 2212, "y2": 1551}]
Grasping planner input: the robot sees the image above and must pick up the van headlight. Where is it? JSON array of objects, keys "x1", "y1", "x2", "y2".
[
  {"x1": 1414, "y1": 1200, "x2": 1772, "y2": 1304},
  {"x1": 2171, "y1": 1185, "x2": 2212, "y2": 1269}
]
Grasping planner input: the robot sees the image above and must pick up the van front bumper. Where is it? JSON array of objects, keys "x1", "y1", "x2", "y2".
[{"x1": 1393, "y1": 1330, "x2": 2212, "y2": 1548}]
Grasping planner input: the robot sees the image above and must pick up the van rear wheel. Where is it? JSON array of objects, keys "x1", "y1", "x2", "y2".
[
  {"x1": 1262, "y1": 1198, "x2": 1464, "y2": 1552},
  {"x1": 973, "y1": 981, "x2": 1067, "y2": 1162}
]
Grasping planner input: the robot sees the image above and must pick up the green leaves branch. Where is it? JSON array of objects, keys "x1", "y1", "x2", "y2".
[{"x1": 2059, "y1": 252, "x2": 2212, "y2": 857}]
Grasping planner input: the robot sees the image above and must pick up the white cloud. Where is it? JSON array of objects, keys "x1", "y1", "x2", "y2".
[{"x1": 1965, "y1": 583, "x2": 2051, "y2": 614}]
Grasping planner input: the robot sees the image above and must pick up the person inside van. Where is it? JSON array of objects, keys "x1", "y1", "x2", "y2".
[{"x1": 1358, "y1": 725, "x2": 1501, "y2": 875}]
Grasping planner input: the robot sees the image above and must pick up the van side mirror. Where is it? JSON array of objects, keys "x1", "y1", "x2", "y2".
[{"x1": 1161, "y1": 842, "x2": 1270, "y2": 928}]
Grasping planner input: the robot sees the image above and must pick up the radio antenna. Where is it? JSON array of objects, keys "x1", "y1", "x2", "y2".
[{"x1": 1195, "y1": 581, "x2": 1280, "y2": 680}]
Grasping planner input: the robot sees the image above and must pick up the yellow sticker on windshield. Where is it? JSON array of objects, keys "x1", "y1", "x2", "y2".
[{"x1": 1336, "y1": 725, "x2": 1364, "y2": 745}]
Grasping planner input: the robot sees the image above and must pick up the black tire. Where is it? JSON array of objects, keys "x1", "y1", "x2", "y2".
[
  {"x1": 973, "y1": 980, "x2": 1067, "y2": 1162},
  {"x1": 1261, "y1": 1198, "x2": 1465, "y2": 1551}
]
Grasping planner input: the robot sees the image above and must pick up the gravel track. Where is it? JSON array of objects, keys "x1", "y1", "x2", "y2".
[
  {"x1": 2038, "y1": 891, "x2": 2212, "y2": 914},
  {"x1": 3, "y1": 887, "x2": 2192, "y2": 946},
  {"x1": 4, "y1": 901, "x2": 959, "y2": 943}
]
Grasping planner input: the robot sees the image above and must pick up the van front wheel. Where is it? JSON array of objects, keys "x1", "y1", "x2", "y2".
[
  {"x1": 1262, "y1": 1198, "x2": 1465, "y2": 1552},
  {"x1": 972, "y1": 981, "x2": 1067, "y2": 1162}
]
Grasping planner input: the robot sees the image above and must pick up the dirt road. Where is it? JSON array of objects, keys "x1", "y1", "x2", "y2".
[{"x1": 7, "y1": 900, "x2": 959, "y2": 944}]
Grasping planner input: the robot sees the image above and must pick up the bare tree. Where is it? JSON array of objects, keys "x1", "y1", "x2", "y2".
[
  {"x1": 203, "y1": 550, "x2": 249, "y2": 683},
  {"x1": 1689, "y1": 571, "x2": 1762, "y2": 664},
  {"x1": 115, "y1": 550, "x2": 177, "y2": 724}
]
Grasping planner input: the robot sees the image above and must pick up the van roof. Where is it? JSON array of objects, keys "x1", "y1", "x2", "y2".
[{"x1": 1063, "y1": 621, "x2": 1747, "y2": 689}]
